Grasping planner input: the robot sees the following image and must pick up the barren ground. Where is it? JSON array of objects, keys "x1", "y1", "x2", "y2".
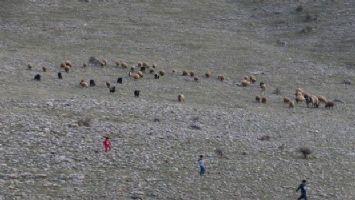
[{"x1": 0, "y1": 0, "x2": 355, "y2": 199}]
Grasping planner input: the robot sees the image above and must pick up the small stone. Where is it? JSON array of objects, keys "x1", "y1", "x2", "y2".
[{"x1": 343, "y1": 79, "x2": 352, "y2": 85}]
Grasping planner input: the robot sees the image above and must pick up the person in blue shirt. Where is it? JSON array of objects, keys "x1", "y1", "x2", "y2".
[
  {"x1": 296, "y1": 180, "x2": 307, "y2": 200},
  {"x1": 198, "y1": 155, "x2": 206, "y2": 176}
]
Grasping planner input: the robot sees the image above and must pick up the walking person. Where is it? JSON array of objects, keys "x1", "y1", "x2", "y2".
[
  {"x1": 198, "y1": 155, "x2": 206, "y2": 176},
  {"x1": 296, "y1": 180, "x2": 308, "y2": 200},
  {"x1": 103, "y1": 136, "x2": 112, "y2": 152}
]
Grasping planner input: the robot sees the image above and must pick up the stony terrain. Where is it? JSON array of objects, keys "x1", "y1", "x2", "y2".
[{"x1": 0, "y1": 0, "x2": 355, "y2": 199}]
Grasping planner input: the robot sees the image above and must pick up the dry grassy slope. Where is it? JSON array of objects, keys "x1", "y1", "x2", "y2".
[{"x1": 0, "y1": 0, "x2": 355, "y2": 200}]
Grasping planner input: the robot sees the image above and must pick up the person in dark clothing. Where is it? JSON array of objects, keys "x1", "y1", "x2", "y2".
[
  {"x1": 296, "y1": 180, "x2": 307, "y2": 200},
  {"x1": 198, "y1": 155, "x2": 205, "y2": 176}
]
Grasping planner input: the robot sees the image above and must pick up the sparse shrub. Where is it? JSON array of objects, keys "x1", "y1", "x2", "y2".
[
  {"x1": 300, "y1": 26, "x2": 313, "y2": 34},
  {"x1": 296, "y1": 5, "x2": 303, "y2": 12},
  {"x1": 190, "y1": 124, "x2": 201, "y2": 130},
  {"x1": 78, "y1": 117, "x2": 91, "y2": 127},
  {"x1": 88, "y1": 56, "x2": 101, "y2": 66},
  {"x1": 215, "y1": 148, "x2": 224, "y2": 158},
  {"x1": 258, "y1": 135, "x2": 270, "y2": 141},
  {"x1": 191, "y1": 117, "x2": 199, "y2": 121},
  {"x1": 343, "y1": 79, "x2": 352, "y2": 85},
  {"x1": 304, "y1": 14, "x2": 317, "y2": 22},
  {"x1": 272, "y1": 88, "x2": 281, "y2": 95},
  {"x1": 298, "y1": 147, "x2": 312, "y2": 159}
]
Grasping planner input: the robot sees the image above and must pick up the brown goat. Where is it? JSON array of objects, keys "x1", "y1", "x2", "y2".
[
  {"x1": 178, "y1": 94, "x2": 185, "y2": 103},
  {"x1": 217, "y1": 75, "x2": 225, "y2": 81},
  {"x1": 317, "y1": 95, "x2": 327, "y2": 104},
  {"x1": 256, "y1": 95, "x2": 261, "y2": 103},
  {"x1": 42, "y1": 67, "x2": 47, "y2": 72},
  {"x1": 296, "y1": 94, "x2": 305, "y2": 103},
  {"x1": 241, "y1": 79, "x2": 251, "y2": 87},
  {"x1": 129, "y1": 72, "x2": 140, "y2": 80},
  {"x1": 137, "y1": 71, "x2": 144, "y2": 78},
  {"x1": 289, "y1": 101, "x2": 295, "y2": 108},
  {"x1": 64, "y1": 65, "x2": 70, "y2": 73},
  {"x1": 325, "y1": 101, "x2": 335, "y2": 109},
  {"x1": 182, "y1": 70, "x2": 188, "y2": 76},
  {"x1": 261, "y1": 97, "x2": 267, "y2": 104},
  {"x1": 249, "y1": 75, "x2": 256, "y2": 84},
  {"x1": 308, "y1": 95, "x2": 319, "y2": 108},
  {"x1": 80, "y1": 80, "x2": 88, "y2": 88},
  {"x1": 189, "y1": 71, "x2": 195, "y2": 77},
  {"x1": 205, "y1": 71, "x2": 211, "y2": 78},
  {"x1": 295, "y1": 88, "x2": 304, "y2": 94},
  {"x1": 283, "y1": 97, "x2": 291, "y2": 103},
  {"x1": 159, "y1": 70, "x2": 165, "y2": 76},
  {"x1": 101, "y1": 59, "x2": 107, "y2": 66},
  {"x1": 65, "y1": 60, "x2": 72, "y2": 68},
  {"x1": 260, "y1": 82, "x2": 266, "y2": 91},
  {"x1": 121, "y1": 62, "x2": 128, "y2": 69}
]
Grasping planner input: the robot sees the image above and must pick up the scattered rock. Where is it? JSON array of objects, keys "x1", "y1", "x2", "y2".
[
  {"x1": 215, "y1": 148, "x2": 224, "y2": 158},
  {"x1": 343, "y1": 79, "x2": 352, "y2": 85},
  {"x1": 258, "y1": 135, "x2": 271, "y2": 141},
  {"x1": 304, "y1": 14, "x2": 317, "y2": 22},
  {"x1": 190, "y1": 124, "x2": 201, "y2": 130},
  {"x1": 272, "y1": 88, "x2": 281, "y2": 95},
  {"x1": 276, "y1": 40, "x2": 287, "y2": 47},
  {"x1": 88, "y1": 56, "x2": 101, "y2": 66},
  {"x1": 300, "y1": 26, "x2": 313, "y2": 33},
  {"x1": 296, "y1": 5, "x2": 303, "y2": 12},
  {"x1": 78, "y1": 118, "x2": 91, "y2": 127},
  {"x1": 278, "y1": 144, "x2": 285, "y2": 151}
]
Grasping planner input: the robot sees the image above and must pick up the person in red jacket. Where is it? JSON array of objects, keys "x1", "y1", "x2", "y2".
[{"x1": 103, "y1": 136, "x2": 112, "y2": 152}]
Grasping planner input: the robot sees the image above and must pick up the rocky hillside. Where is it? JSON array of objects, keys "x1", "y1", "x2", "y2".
[{"x1": 0, "y1": 0, "x2": 354, "y2": 199}]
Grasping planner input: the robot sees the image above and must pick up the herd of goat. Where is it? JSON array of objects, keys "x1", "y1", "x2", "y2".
[{"x1": 28, "y1": 58, "x2": 335, "y2": 109}]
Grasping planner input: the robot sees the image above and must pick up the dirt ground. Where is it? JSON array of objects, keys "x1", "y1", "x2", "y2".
[{"x1": 0, "y1": 0, "x2": 354, "y2": 199}]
